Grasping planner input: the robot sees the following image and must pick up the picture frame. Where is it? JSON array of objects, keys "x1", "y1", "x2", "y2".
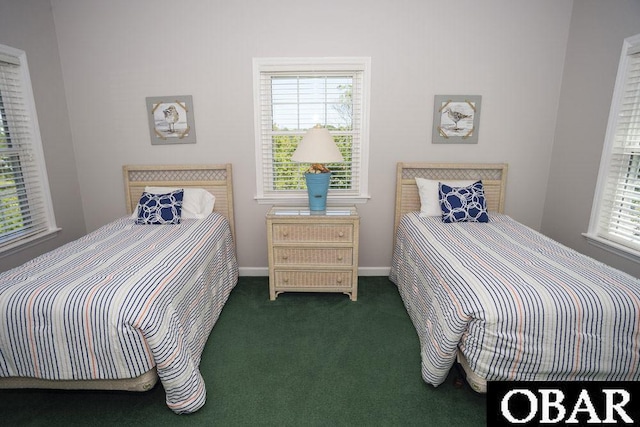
[
  {"x1": 146, "y1": 95, "x2": 196, "y2": 145},
  {"x1": 432, "y1": 95, "x2": 481, "y2": 144}
]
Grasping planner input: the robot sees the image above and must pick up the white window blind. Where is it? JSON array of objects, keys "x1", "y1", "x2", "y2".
[
  {"x1": 0, "y1": 44, "x2": 57, "y2": 253},
  {"x1": 588, "y1": 34, "x2": 640, "y2": 259},
  {"x1": 253, "y1": 58, "x2": 370, "y2": 204}
]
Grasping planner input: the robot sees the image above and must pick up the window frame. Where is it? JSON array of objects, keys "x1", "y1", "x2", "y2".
[
  {"x1": 585, "y1": 33, "x2": 640, "y2": 263},
  {"x1": 0, "y1": 43, "x2": 58, "y2": 256},
  {"x1": 252, "y1": 57, "x2": 371, "y2": 205}
]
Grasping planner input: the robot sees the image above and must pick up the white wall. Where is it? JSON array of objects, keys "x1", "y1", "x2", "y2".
[
  {"x1": 543, "y1": 0, "x2": 640, "y2": 278},
  {"x1": 50, "y1": 0, "x2": 573, "y2": 273}
]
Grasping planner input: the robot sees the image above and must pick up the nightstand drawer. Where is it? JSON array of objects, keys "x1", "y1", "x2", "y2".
[
  {"x1": 274, "y1": 270, "x2": 352, "y2": 289},
  {"x1": 271, "y1": 224, "x2": 353, "y2": 243},
  {"x1": 273, "y1": 247, "x2": 353, "y2": 266}
]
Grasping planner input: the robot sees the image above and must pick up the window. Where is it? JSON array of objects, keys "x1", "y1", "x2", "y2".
[
  {"x1": 586, "y1": 34, "x2": 640, "y2": 261},
  {"x1": 0, "y1": 44, "x2": 57, "y2": 254},
  {"x1": 253, "y1": 57, "x2": 370, "y2": 204}
]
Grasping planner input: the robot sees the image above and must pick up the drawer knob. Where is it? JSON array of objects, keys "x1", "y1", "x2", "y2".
[
  {"x1": 338, "y1": 231, "x2": 344, "y2": 237},
  {"x1": 337, "y1": 255, "x2": 343, "y2": 261},
  {"x1": 282, "y1": 231, "x2": 289, "y2": 237},
  {"x1": 283, "y1": 278, "x2": 289, "y2": 283},
  {"x1": 282, "y1": 255, "x2": 288, "y2": 260},
  {"x1": 337, "y1": 277, "x2": 343, "y2": 284}
]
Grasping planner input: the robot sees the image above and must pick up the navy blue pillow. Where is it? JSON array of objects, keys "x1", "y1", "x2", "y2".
[
  {"x1": 135, "y1": 190, "x2": 184, "y2": 225},
  {"x1": 439, "y1": 181, "x2": 489, "y2": 223}
]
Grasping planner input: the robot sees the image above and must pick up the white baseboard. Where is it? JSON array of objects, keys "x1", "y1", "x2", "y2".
[
  {"x1": 238, "y1": 267, "x2": 391, "y2": 277},
  {"x1": 239, "y1": 267, "x2": 268, "y2": 276},
  {"x1": 358, "y1": 267, "x2": 391, "y2": 276}
]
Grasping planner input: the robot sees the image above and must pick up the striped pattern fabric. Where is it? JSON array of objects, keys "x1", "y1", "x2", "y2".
[
  {"x1": 390, "y1": 212, "x2": 640, "y2": 387},
  {"x1": 0, "y1": 214, "x2": 238, "y2": 414}
]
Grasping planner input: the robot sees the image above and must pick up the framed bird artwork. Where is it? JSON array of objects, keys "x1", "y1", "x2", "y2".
[
  {"x1": 432, "y1": 95, "x2": 481, "y2": 144},
  {"x1": 146, "y1": 95, "x2": 197, "y2": 145}
]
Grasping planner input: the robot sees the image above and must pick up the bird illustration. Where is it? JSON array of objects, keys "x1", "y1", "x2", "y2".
[
  {"x1": 163, "y1": 105, "x2": 179, "y2": 133},
  {"x1": 443, "y1": 108, "x2": 472, "y2": 131}
]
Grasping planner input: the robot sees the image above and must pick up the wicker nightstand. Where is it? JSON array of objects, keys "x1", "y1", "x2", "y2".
[{"x1": 266, "y1": 206, "x2": 359, "y2": 301}]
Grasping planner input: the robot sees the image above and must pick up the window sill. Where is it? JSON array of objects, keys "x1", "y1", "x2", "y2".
[
  {"x1": 0, "y1": 227, "x2": 62, "y2": 259},
  {"x1": 256, "y1": 194, "x2": 371, "y2": 206},
  {"x1": 582, "y1": 233, "x2": 640, "y2": 264}
]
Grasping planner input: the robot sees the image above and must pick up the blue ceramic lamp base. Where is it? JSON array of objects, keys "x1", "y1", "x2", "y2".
[{"x1": 304, "y1": 172, "x2": 331, "y2": 211}]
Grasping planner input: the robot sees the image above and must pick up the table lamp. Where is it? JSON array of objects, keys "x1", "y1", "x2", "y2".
[{"x1": 291, "y1": 126, "x2": 344, "y2": 211}]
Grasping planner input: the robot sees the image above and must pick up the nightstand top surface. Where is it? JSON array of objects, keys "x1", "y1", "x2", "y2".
[{"x1": 268, "y1": 206, "x2": 357, "y2": 217}]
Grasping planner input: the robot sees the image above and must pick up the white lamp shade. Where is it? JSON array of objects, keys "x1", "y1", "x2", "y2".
[{"x1": 291, "y1": 127, "x2": 344, "y2": 163}]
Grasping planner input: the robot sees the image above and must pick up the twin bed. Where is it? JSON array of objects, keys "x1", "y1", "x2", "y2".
[
  {"x1": 0, "y1": 164, "x2": 238, "y2": 414},
  {"x1": 390, "y1": 162, "x2": 640, "y2": 392}
]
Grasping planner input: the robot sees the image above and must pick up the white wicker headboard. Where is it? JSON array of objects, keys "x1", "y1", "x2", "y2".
[
  {"x1": 394, "y1": 162, "x2": 508, "y2": 236},
  {"x1": 123, "y1": 164, "x2": 235, "y2": 242}
]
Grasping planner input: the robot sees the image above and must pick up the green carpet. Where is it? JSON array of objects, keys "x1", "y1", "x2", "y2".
[{"x1": 0, "y1": 277, "x2": 486, "y2": 426}]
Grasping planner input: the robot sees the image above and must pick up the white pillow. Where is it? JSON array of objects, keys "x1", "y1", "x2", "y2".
[
  {"x1": 132, "y1": 187, "x2": 215, "y2": 219},
  {"x1": 415, "y1": 178, "x2": 477, "y2": 217}
]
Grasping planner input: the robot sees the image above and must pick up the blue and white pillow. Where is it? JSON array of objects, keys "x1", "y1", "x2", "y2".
[
  {"x1": 135, "y1": 190, "x2": 184, "y2": 225},
  {"x1": 439, "y1": 181, "x2": 489, "y2": 223}
]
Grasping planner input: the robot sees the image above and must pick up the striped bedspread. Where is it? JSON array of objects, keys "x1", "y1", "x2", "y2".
[
  {"x1": 0, "y1": 214, "x2": 238, "y2": 414},
  {"x1": 390, "y1": 212, "x2": 640, "y2": 387}
]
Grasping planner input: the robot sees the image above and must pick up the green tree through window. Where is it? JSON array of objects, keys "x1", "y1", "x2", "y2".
[
  {"x1": 269, "y1": 77, "x2": 354, "y2": 191},
  {"x1": 0, "y1": 92, "x2": 27, "y2": 241}
]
